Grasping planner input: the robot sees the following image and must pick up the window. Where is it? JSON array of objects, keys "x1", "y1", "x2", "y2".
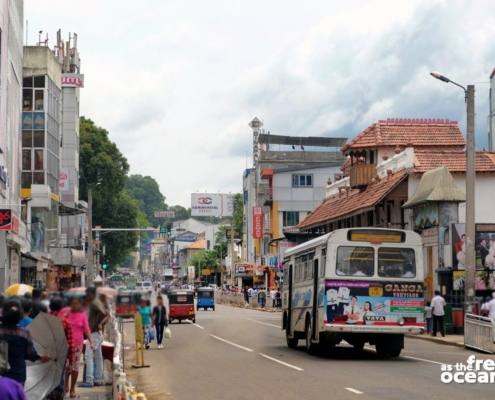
[
  {"x1": 378, "y1": 248, "x2": 416, "y2": 278},
  {"x1": 22, "y1": 131, "x2": 32, "y2": 147},
  {"x1": 292, "y1": 174, "x2": 313, "y2": 188},
  {"x1": 23, "y1": 89, "x2": 32, "y2": 111},
  {"x1": 22, "y1": 149, "x2": 31, "y2": 170},
  {"x1": 33, "y1": 131, "x2": 44, "y2": 147},
  {"x1": 336, "y1": 246, "x2": 374, "y2": 277},
  {"x1": 34, "y1": 150, "x2": 44, "y2": 170},
  {"x1": 283, "y1": 211, "x2": 299, "y2": 227},
  {"x1": 21, "y1": 172, "x2": 31, "y2": 188},
  {"x1": 320, "y1": 248, "x2": 326, "y2": 277},
  {"x1": 33, "y1": 172, "x2": 44, "y2": 184},
  {"x1": 34, "y1": 75, "x2": 45, "y2": 88},
  {"x1": 34, "y1": 90, "x2": 44, "y2": 111}
]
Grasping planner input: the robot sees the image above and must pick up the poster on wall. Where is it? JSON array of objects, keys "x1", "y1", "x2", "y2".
[{"x1": 324, "y1": 280, "x2": 424, "y2": 325}]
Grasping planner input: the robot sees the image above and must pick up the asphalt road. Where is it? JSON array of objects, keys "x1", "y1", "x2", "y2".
[{"x1": 123, "y1": 302, "x2": 494, "y2": 400}]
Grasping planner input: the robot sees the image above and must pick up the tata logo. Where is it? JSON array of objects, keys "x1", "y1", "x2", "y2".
[{"x1": 197, "y1": 197, "x2": 212, "y2": 205}]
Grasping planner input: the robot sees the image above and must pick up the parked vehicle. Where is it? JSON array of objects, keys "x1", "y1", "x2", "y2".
[
  {"x1": 197, "y1": 287, "x2": 215, "y2": 311},
  {"x1": 168, "y1": 289, "x2": 195, "y2": 323},
  {"x1": 116, "y1": 290, "x2": 143, "y2": 318}
]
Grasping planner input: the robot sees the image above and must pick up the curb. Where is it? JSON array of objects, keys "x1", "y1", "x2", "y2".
[{"x1": 406, "y1": 334, "x2": 465, "y2": 348}]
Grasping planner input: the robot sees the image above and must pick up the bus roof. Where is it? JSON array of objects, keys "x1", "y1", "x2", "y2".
[{"x1": 284, "y1": 228, "x2": 422, "y2": 258}]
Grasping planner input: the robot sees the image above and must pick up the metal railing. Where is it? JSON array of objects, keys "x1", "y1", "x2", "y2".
[{"x1": 464, "y1": 313, "x2": 495, "y2": 353}]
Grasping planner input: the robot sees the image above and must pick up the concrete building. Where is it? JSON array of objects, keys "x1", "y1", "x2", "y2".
[
  {"x1": 241, "y1": 117, "x2": 346, "y2": 288},
  {"x1": 489, "y1": 68, "x2": 495, "y2": 151},
  {"x1": 0, "y1": 0, "x2": 26, "y2": 290}
]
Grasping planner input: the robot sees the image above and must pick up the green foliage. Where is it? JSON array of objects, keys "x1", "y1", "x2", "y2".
[
  {"x1": 168, "y1": 205, "x2": 191, "y2": 221},
  {"x1": 232, "y1": 193, "x2": 243, "y2": 236},
  {"x1": 189, "y1": 250, "x2": 219, "y2": 276},
  {"x1": 126, "y1": 174, "x2": 167, "y2": 226},
  {"x1": 79, "y1": 117, "x2": 140, "y2": 266}
]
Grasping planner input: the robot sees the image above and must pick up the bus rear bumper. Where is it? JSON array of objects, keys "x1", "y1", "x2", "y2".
[{"x1": 323, "y1": 323, "x2": 424, "y2": 335}]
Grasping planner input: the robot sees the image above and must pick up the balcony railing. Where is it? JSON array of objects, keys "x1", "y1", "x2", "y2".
[{"x1": 349, "y1": 164, "x2": 377, "y2": 188}]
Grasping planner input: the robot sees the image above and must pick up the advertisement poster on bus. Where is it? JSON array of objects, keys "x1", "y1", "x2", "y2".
[{"x1": 324, "y1": 280, "x2": 424, "y2": 325}]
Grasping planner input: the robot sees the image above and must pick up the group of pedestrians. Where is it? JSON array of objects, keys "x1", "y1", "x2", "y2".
[
  {"x1": 242, "y1": 286, "x2": 281, "y2": 309},
  {"x1": 138, "y1": 295, "x2": 169, "y2": 349},
  {"x1": 0, "y1": 286, "x2": 111, "y2": 400}
]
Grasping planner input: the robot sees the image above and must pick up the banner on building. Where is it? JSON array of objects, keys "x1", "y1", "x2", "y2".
[
  {"x1": 62, "y1": 73, "x2": 84, "y2": 88},
  {"x1": 0, "y1": 209, "x2": 19, "y2": 233},
  {"x1": 252, "y1": 207, "x2": 263, "y2": 239},
  {"x1": 191, "y1": 193, "x2": 233, "y2": 217}
]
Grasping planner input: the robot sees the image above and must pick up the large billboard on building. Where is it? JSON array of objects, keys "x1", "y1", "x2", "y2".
[{"x1": 191, "y1": 193, "x2": 233, "y2": 217}]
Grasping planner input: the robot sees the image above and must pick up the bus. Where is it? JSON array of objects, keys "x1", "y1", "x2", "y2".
[{"x1": 282, "y1": 228, "x2": 424, "y2": 358}]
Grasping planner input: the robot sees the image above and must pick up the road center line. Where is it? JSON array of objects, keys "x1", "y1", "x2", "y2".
[
  {"x1": 246, "y1": 318, "x2": 280, "y2": 329},
  {"x1": 210, "y1": 335, "x2": 254, "y2": 352},
  {"x1": 345, "y1": 387, "x2": 363, "y2": 395},
  {"x1": 193, "y1": 323, "x2": 205, "y2": 330},
  {"x1": 259, "y1": 353, "x2": 304, "y2": 371}
]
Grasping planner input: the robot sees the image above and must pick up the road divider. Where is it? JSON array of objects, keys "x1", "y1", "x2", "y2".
[
  {"x1": 210, "y1": 334, "x2": 254, "y2": 352},
  {"x1": 259, "y1": 353, "x2": 304, "y2": 371}
]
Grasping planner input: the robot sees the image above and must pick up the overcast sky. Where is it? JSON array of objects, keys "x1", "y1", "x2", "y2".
[{"x1": 25, "y1": 0, "x2": 495, "y2": 206}]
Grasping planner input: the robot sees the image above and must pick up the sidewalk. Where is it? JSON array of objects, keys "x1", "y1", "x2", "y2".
[
  {"x1": 75, "y1": 367, "x2": 112, "y2": 400},
  {"x1": 407, "y1": 333, "x2": 465, "y2": 348}
]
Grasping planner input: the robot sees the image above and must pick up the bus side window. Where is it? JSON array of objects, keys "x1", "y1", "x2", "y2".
[{"x1": 320, "y1": 248, "x2": 326, "y2": 277}]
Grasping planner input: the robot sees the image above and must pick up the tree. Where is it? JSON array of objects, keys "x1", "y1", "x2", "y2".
[
  {"x1": 126, "y1": 174, "x2": 167, "y2": 226},
  {"x1": 79, "y1": 117, "x2": 140, "y2": 266},
  {"x1": 168, "y1": 205, "x2": 191, "y2": 221},
  {"x1": 232, "y1": 193, "x2": 243, "y2": 236},
  {"x1": 189, "y1": 250, "x2": 219, "y2": 277}
]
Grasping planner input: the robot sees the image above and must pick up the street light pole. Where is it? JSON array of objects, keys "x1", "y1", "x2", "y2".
[
  {"x1": 430, "y1": 72, "x2": 476, "y2": 312},
  {"x1": 87, "y1": 187, "x2": 94, "y2": 284}
]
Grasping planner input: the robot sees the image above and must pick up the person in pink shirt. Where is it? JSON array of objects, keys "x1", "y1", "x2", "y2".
[{"x1": 64, "y1": 296, "x2": 95, "y2": 398}]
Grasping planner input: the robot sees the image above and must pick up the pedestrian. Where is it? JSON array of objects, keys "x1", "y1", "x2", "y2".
[
  {"x1": 138, "y1": 298, "x2": 152, "y2": 349},
  {"x1": 152, "y1": 295, "x2": 168, "y2": 349},
  {"x1": 47, "y1": 296, "x2": 73, "y2": 400},
  {"x1": 482, "y1": 292, "x2": 495, "y2": 319},
  {"x1": 65, "y1": 296, "x2": 95, "y2": 398},
  {"x1": 431, "y1": 290, "x2": 446, "y2": 337},
  {"x1": 424, "y1": 301, "x2": 433, "y2": 334},
  {"x1": 0, "y1": 297, "x2": 50, "y2": 386},
  {"x1": 80, "y1": 289, "x2": 109, "y2": 388},
  {"x1": 29, "y1": 288, "x2": 48, "y2": 319},
  {"x1": 18, "y1": 298, "x2": 33, "y2": 328},
  {"x1": 258, "y1": 289, "x2": 266, "y2": 308},
  {"x1": 275, "y1": 289, "x2": 281, "y2": 308},
  {"x1": 243, "y1": 287, "x2": 249, "y2": 306},
  {"x1": 0, "y1": 376, "x2": 27, "y2": 400}
]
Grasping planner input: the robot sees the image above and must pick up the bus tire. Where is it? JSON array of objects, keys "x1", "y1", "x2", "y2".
[
  {"x1": 286, "y1": 330, "x2": 298, "y2": 349},
  {"x1": 376, "y1": 335, "x2": 403, "y2": 358}
]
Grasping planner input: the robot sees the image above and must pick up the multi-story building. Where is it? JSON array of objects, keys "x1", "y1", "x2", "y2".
[
  {"x1": 241, "y1": 117, "x2": 346, "y2": 288},
  {"x1": 0, "y1": 0, "x2": 26, "y2": 289},
  {"x1": 489, "y1": 68, "x2": 495, "y2": 151}
]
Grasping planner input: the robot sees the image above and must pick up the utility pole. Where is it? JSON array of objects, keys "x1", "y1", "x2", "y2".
[
  {"x1": 230, "y1": 222, "x2": 235, "y2": 286},
  {"x1": 87, "y1": 187, "x2": 94, "y2": 284},
  {"x1": 465, "y1": 84, "x2": 476, "y2": 312}
]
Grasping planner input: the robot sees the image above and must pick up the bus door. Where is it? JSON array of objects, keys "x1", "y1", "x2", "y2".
[
  {"x1": 312, "y1": 259, "x2": 319, "y2": 340},
  {"x1": 287, "y1": 264, "x2": 293, "y2": 336}
]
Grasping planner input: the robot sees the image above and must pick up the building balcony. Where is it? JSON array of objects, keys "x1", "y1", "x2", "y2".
[{"x1": 349, "y1": 164, "x2": 377, "y2": 188}]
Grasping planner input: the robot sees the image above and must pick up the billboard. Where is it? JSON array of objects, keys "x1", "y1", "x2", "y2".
[
  {"x1": 154, "y1": 210, "x2": 176, "y2": 218},
  {"x1": 62, "y1": 73, "x2": 84, "y2": 88},
  {"x1": 191, "y1": 193, "x2": 233, "y2": 217},
  {"x1": 252, "y1": 207, "x2": 263, "y2": 239}
]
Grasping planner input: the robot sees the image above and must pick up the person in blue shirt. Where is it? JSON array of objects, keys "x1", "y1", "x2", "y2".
[
  {"x1": 138, "y1": 299, "x2": 152, "y2": 349},
  {"x1": 18, "y1": 298, "x2": 33, "y2": 328}
]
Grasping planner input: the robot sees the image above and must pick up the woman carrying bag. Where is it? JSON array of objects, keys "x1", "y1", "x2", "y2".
[{"x1": 152, "y1": 296, "x2": 168, "y2": 349}]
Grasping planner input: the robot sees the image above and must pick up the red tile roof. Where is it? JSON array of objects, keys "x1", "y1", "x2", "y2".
[
  {"x1": 414, "y1": 150, "x2": 495, "y2": 173},
  {"x1": 298, "y1": 169, "x2": 408, "y2": 229},
  {"x1": 342, "y1": 118, "x2": 465, "y2": 152}
]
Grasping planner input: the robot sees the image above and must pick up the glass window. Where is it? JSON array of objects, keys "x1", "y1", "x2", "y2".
[
  {"x1": 336, "y1": 246, "x2": 374, "y2": 277},
  {"x1": 283, "y1": 211, "x2": 300, "y2": 227},
  {"x1": 22, "y1": 149, "x2": 31, "y2": 170},
  {"x1": 22, "y1": 131, "x2": 32, "y2": 147},
  {"x1": 21, "y1": 172, "x2": 31, "y2": 188},
  {"x1": 34, "y1": 90, "x2": 44, "y2": 111},
  {"x1": 320, "y1": 248, "x2": 326, "y2": 277},
  {"x1": 33, "y1": 75, "x2": 45, "y2": 88},
  {"x1": 33, "y1": 131, "x2": 44, "y2": 147},
  {"x1": 378, "y1": 248, "x2": 416, "y2": 278},
  {"x1": 23, "y1": 89, "x2": 32, "y2": 111},
  {"x1": 34, "y1": 149, "x2": 43, "y2": 170},
  {"x1": 292, "y1": 174, "x2": 313, "y2": 188},
  {"x1": 23, "y1": 77, "x2": 33, "y2": 87},
  {"x1": 33, "y1": 172, "x2": 44, "y2": 184}
]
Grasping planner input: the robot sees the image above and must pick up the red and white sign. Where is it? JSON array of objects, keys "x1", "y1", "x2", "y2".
[
  {"x1": 59, "y1": 169, "x2": 69, "y2": 192},
  {"x1": 61, "y1": 73, "x2": 84, "y2": 88},
  {"x1": 252, "y1": 207, "x2": 264, "y2": 239},
  {"x1": 0, "y1": 209, "x2": 19, "y2": 233}
]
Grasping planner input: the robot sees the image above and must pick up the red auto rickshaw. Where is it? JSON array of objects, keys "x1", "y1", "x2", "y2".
[
  {"x1": 168, "y1": 289, "x2": 195, "y2": 323},
  {"x1": 116, "y1": 290, "x2": 142, "y2": 318}
]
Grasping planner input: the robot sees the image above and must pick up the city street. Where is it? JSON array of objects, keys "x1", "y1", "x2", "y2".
[{"x1": 124, "y1": 304, "x2": 493, "y2": 400}]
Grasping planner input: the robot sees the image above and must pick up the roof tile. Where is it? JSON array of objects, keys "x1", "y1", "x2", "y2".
[{"x1": 414, "y1": 150, "x2": 495, "y2": 172}]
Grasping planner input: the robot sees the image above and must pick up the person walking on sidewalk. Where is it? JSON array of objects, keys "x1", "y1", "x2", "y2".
[
  {"x1": 152, "y1": 295, "x2": 168, "y2": 349},
  {"x1": 482, "y1": 292, "x2": 495, "y2": 319},
  {"x1": 80, "y1": 289, "x2": 109, "y2": 388},
  {"x1": 138, "y1": 299, "x2": 152, "y2": 349},
  {"x1": 431, "y1": 290, "x2": 446, "y2": 337},
  {"x1": 424, "y1": 301, "x2": 433, "y2": 334}
]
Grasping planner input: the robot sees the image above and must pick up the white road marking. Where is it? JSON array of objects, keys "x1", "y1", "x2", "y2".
[
  {"x1": 259, "y1": 353, "x2": 304, "y2": 371},
  {"x1": 193, "y1": 323, "x2": 205, "y2": 330},
  {"x1": 246, "y1": 318, "x2": 280, "y2": 329},
  {"x1": 364, "y1": 346, "x2": 445, "y2": 366},
  {"x1": 210, "y1": 335, "x2": 254, "y2": 352},
  {"x1": 345, "y1": 387, "x2": 363, "y2": 395}
]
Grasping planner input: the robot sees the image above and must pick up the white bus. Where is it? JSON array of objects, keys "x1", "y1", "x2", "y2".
[{"x1": 282, "y1": 228, "x2": 424, "y2": 357}]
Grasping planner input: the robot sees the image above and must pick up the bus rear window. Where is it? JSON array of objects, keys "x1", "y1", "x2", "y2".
[
  {"x1": 336, "y1": 246, "x2": 374, "y2": 277},
  {"x1": 378, "y1": 248, "x2": 416, "y2": 278}
]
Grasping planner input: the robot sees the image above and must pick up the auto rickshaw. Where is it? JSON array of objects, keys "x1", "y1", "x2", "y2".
[
  {"x1": 168, "y1": 289, "x2": 195, "y2": 323},
  {"x1": 116, "y1": 289, "x2": 142, "y2": 318},
  {"x1": 197, "y1": 287, "x2": 215, "y2": 311}
]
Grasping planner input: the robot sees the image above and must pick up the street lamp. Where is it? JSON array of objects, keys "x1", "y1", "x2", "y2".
[{"x1": 430, "y1": 71, "x2": 476, "y2": 313}]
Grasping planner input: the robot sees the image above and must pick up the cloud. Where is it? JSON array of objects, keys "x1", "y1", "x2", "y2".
[{"x1": 25, "y1": 0, "x2": 495, "y2": 206}]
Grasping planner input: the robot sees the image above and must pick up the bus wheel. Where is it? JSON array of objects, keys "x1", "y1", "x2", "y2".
[
  {"x1": 286, "y1": 330, "x2": 298, "y2": 349},
  {"x1": 376, "y1": 335, "x2": 403, "y2": 358},
  {"x1": 305, "y1": 318, "x2": 317, "y2": 354}
]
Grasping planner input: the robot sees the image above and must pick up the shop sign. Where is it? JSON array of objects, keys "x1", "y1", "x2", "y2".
[
  {"x1": 252, "y1": 207, "x2": 264, "y2": 239},
  {"x1": 0, "y1": 209, "x2": 19, "y2": 233}
]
